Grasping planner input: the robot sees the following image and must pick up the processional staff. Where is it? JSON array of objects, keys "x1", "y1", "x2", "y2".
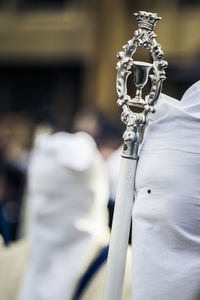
[{"x1": 103, "y1": 11, "x2": 168, "y2": 300}]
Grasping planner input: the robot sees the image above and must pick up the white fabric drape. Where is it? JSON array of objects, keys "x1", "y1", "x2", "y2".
[
  {"x1": 18, "y1": 131, "x2": 109, "y2": 300},
  {"x1": 132, "y1": 81, "x2": 200, "y2": 300}
]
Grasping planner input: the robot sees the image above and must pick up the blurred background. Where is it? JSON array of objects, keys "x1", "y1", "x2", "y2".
[
  {"x1": 0, "y1": 0, "x2": 199, "y2": 244},
  {"x1": 0, "y1": 1, "x2": 198, "y2": 300}
]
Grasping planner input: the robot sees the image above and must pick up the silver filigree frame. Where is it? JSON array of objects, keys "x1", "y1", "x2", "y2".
[{"x1": 116, "y1": 12, "x2": 168, "y2": 158}]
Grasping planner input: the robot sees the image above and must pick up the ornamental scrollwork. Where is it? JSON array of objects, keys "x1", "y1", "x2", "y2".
[{"x1": 116, "y1": 11, "x2": 168, "y2": 144}]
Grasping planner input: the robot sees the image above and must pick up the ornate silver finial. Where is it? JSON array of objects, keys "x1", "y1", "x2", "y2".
[
  {"x1": 116, "y1": 11, "x2": 168, "y2": 159},
  {"x1": 134, "y1": 11, "x2": 161, "y2": 31}
]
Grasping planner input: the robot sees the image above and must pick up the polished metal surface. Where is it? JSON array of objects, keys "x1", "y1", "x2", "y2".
[
  {"x1": 116, "y1": 11, "x2": 168, "y2": 159},
  {"x1": 132, "y1": 61, "x2": 152, "y2": 105}
]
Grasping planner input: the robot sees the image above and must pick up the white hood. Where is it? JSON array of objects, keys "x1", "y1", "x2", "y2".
[
  {"x1": 141, "y1": 80, "x2": 200, "y2": 154},
  {"x1": 18, "y1": 131, "x2": 109, "y2": 300}
]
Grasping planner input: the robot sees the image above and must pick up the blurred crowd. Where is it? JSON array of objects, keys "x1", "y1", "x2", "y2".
[
  {"x1": 0, "y1": 107, "x2": 132, "y2": 300},
  {"x1": 0, "y1": 108, "x2": 122, "y2": 245}
]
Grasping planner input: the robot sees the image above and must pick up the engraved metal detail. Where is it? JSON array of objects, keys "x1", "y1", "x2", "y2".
[{"x1": 116, "y1": 11, "x2": 167, "y2": 158}]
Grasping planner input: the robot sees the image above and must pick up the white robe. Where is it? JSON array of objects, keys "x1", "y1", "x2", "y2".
[
  {"x1": 0, "y1": 238, "x2": 132, "y2": 300},
  {"x1": 132, "y1": 81, "x2": 200, "y2": 300},
  {"x1": 0, "y1": 131, "x2": 132, "y2": 300},
  {"x1": 18, "y1": 132, "x2": 110, "y2": 300}
]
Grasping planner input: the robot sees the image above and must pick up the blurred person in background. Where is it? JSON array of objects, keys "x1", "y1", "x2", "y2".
[
  {"x1": 18, "y1": 130, "x2": 109, "y2": 300},
  {"x1": 0, "y1": 114, "x2": 32, "y2": 244},
  {"x1": 0, "y1": 130, "x2": 131, "y2": 300},
  {"x1": 72, "y1": 106, "x2": 123, "y2": 160},
  {"x1": 72, "y1": 107, "x2": 100, "y2": 141},
  {"x1": 0, "y1": 158, "x2": 25, "y2": 244},
  {"x1": 0, "y1": 114, "x2": 33, "y2": 172},
  {"x1": 73, "y1": 106, "x2": 123, "y2": 230}
]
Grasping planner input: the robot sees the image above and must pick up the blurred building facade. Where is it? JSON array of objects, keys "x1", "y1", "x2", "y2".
[{"x1": 0, "y1": 0, "x2": 199, "y2": 126}]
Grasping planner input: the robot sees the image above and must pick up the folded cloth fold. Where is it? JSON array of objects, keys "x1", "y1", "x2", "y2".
[{"x1": 132, "y1": 81, "x2": 200, "y2": 300}]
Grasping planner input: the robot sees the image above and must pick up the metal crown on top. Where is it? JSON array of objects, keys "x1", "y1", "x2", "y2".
[{"x1": 134, "y1": 11, "x2": 161, "y2": 31}]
